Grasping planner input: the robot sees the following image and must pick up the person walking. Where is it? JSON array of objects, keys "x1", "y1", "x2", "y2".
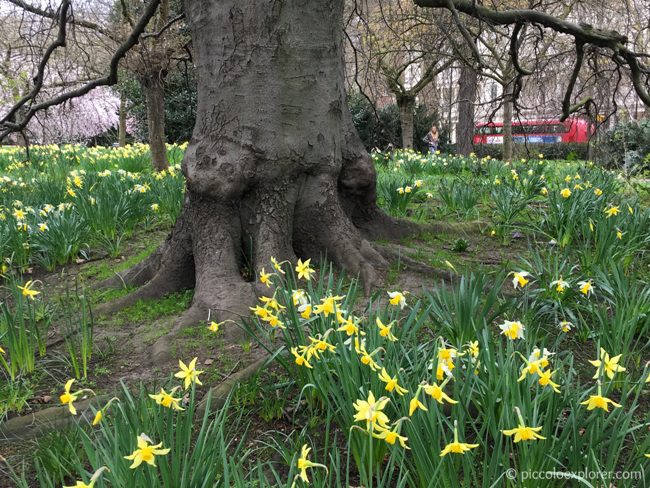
[{"x1": 423, "y1": 124, "x2": 439, "y2": 153}]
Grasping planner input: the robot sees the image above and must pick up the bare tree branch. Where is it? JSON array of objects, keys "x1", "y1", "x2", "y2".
[
  {"x1": 414, "y1": 0, "x2": 650, "y2": 114},
  {"x1": 142, "y1": 12, "x2": 185, "y2": 40},
  {"x1": 0, "y1": 0, "x2": 162, "y2": 142},
  {"x1": 1, "y1": 0, "x2": 70, "y2": 126},
  {"x1": 5, "y1": 0, "x2": 117, "y2": 39}
]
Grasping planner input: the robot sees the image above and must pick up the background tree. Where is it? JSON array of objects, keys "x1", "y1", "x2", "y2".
[
  {"x1": 112, "y1": 0, "x2": 187, "y2": 170},
  {"x1": 346, "y1": 0, "x2": 453, "y2": 148}
]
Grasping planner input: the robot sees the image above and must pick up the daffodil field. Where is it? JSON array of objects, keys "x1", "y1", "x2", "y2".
[{"x1": 1, "y1": 145, "x2": 649, "y2": 487}]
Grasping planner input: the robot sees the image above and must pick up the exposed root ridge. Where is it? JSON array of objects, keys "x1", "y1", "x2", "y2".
[{"x1": 375, "y1": 243, "x2": 452, "y2": 281}]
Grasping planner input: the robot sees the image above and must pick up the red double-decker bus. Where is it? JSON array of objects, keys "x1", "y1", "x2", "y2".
[{"x1": 473, "y1": 118, "x2": 592, "y2": 145}]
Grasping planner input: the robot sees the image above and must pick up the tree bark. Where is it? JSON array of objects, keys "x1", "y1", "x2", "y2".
[
  {"x1": 456, "y1": 63, "x2": 477, "y2": 155},
  {"x1": 502, "y1": 80, "x2": 514, "y2": 161},
  {"x1": 106, "y1": 0, "x2": 412, "y2": 340},
  {"x1": 397, "y1": 95, "x2": 416, "y2": 149},
  {"x1": 118, "y1": 93, "x2": 127, "y2": 147},
  {"x1": 142, "y1": 73, "x2": 169, "y2": 171}
]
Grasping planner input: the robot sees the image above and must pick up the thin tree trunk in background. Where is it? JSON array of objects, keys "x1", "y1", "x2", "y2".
[
  {"x1": 456, "y1": 63, "x2": 477, "y2": 155},
  {"x1": 502, "y1": 80, "x2": 514, "y2": 161},
  {"x1": 142, "y1": 74, "x2": 168, "y2": 171},
  {"x1": 398, "y1": 95, "x2": 415, "y2": 148},
  {"x1": 118, "y1": 93, "x2": 127, "y2": 147}
]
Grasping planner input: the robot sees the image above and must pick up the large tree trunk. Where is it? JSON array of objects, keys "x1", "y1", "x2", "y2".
[
  {"x1": 142, "y1": 73, "x2": 169, "y2": 171},
  {"x1": 397, "y1": 95, "x2": 416, "y2": 149},
  {"x1": 456, "y1": 63, "x2": 477, "y2": 156},
  {"x1": 502, "y1": 80, "x2": 514, "y2": 162},
  {"x1": 104, "y1": 0, "x2": 411, "y2": 351}
]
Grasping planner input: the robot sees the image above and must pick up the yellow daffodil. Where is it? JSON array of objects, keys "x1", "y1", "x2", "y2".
[
  {"x1": 92, "y1": 410, "x2": 103, "y2": 426},
  {"x1": 517, "y1": 358, "x2": 545, "y2": 381},
  {"x1": 538, "y1": 369, "x2": 561, "y2": 393},
  {"x1": 91, "y1": 397, "x2": 119, "y2": 425},
  {"x1": 498, "y1": 320, "x2": 525, "y2": 340},
  {"x1": 263, "y1": 313, "x2": 286, "y2": 329},
  {"x1": 38, "y1": 222, "x2": 48, "y2": 232},
  {"x1": 408, "y1": 387, "x2": 428, "y2": 416},
  {"x1": 17, "y1": 280, "x2": 40, "y2": 299},
  {"x1": 295, "y1": 444, "x2": 328, "y2": 485},
  {"x1": 581, "y1": 394, "x2": 621, "y2": 412},
  {"x1": 414, "y1": 179, "x2": 423, "y2": 187},
  {"x1": 271, "y1": 256, "x2": 285, "y2": 274},
  {"x1": 604, "y1": 206, "x2": 620, "y2": 218},
  {"x1": 559, "y1": 320, "x2": 573, "y2": 333},
  {"x1": 373, "y1": 425, "x2": 409, "y2": 449},
  {"x1": 149, "y1": 387, "x2": 184, "y2": 411},
  {"x1": 259, "y1": 296, "x2": 285, "y2": 311},
  {"x1": 63, "y1": 467, "x2": 109, "y2": 488},
  {"x1": 578, "y1": 280, "x2": 594, "y2": 297},
  {"x1": 387, "y1": 291, "x2": 407, "y2": 309},
  {"x1": 440, "y1": 420, "x2": 479, "y2": 456},
  {"x1": 594, "y1": 188, "x2": 603, "y2": 196},
  {"x1": 291, "y1": 346, "x2": 313, "y2": 368},
  {"x1": 295, "y1": 258, "x2": 315, "y2": 280},
  {"x1": 502, "y1": 424, "x2": 546, "y2": 443},
  {"x1": 376, "y1": 317, "x2": 397, "y2": 342},
  {"x1": 124, "y1": 433, "x2": 170, "y2": 469},
  {"x1": 337, "y1": 316, "x2": 359, "y2": 335},
  {"x1": 60, "y1": 379, "x2": 92, "y2": 415},
  {"x1": 560, "y1": 188, "x2": 571, "y2": 198},
  {"x1": 259, "y1": 268, "x2": 272, "y2": 287},
  {"x1": 540, "y1": 187, "x2": 548, "y2": 196},
  {"x1": 467, "y1": 341, "x2": 479, "y2": 358},
  {"x1": 313, "y1": 295, "x2": 344, "y2": 317},
  {"x1": 308, "y1": 335, "x2": 336, "y2": 355},
  {"x1": 353, "y1": 391, "x2": 390, "y2": 430},
  {"x1": 423, "y1": 380, "x2": 458, "y2": 405},
  {"x1": 589, "y1": 348, "x2": 626, "y2": 380},
  {"x1": 550, "y1": 277, "x2": 569, "y2": 293},
  {"x1": 250, "y1": 305, "x2": 270, "y2": 319},
  {"x1": 378, "y1": 368, "x2": 408, "y2": 395},
  {"x1": 616, "y1": 229, "x2": 623, "y2": 240},
  {"x1": 511, "y1": 271, "x2": 531, "y2": 289},
  {"x1": 291, "y1": 289, "x2": 306, "y2": 306},
  {"x1": 174, "y1": 358, "x2": 204, "y2": 389},
  {"x1": 502, "y1": 407, "x2": 546, "y2": 443},
  {"x1": 354, "y1": 338, "x2": 380, "y2": 370}
]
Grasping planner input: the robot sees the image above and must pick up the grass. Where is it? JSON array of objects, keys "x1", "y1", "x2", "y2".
[
  {"x1": 103, "y1": 290, "x2": 194, "y2": 327},
  {"x1": 81, "y1": 237, "x2": 160, "y2": 282}
]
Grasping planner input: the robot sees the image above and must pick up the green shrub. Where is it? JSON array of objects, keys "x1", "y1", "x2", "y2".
[
  {"x1": 474, "y1": 142, "x2": 589, "y2": 161},
  {"x1": 596, "y1": 119, "x2": 650, "y2": 174}
]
